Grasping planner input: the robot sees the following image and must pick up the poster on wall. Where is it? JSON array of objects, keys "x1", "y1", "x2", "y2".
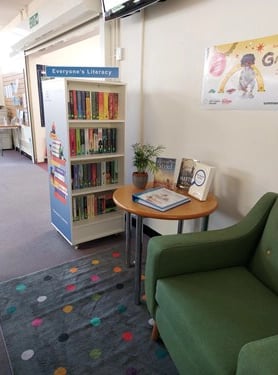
[{"x1": 201, "y1": 34, "x2": 278, "y2": 109}]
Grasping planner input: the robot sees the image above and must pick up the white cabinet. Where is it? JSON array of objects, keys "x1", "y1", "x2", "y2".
[
  {"x1": 0, "y1": 108, "x2": 12, "y2": 149},
  {"x1": 42, "y1": 78, "x2": 126, "y2": 246}
]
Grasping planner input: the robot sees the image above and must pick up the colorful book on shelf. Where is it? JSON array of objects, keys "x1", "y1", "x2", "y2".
[
  {"x1": 176, "y1": 158, "x2": 198, "y2": 189},
  {"x1": 188, "y1": 162, "x2": 215, "y2": 201},
  {"x1": 153, "y1": 157, "x2": 176, "y2": 189},
  {"x1": 132, "y1": 187, "x2": 190, "y2": 212}
]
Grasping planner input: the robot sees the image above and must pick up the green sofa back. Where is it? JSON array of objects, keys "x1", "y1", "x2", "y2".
[{"x1": 249, "y1": 198, "x2": 278, "y2": 295}]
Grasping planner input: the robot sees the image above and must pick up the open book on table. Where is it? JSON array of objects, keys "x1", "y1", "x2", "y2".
[{"x1": 132, "y1": 187, "x2": 190, "y2": 212}]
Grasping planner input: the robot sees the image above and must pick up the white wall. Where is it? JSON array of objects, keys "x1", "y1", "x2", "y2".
[
  {"x1": 120, "y1": 12, "x2": 145, "y2": 184},
  {"x1": 27, "y1": 33, "x2": 103, "y2": 162},
  {"x1": 120, "y1": 0, "x2": 278, "y2": 234}
]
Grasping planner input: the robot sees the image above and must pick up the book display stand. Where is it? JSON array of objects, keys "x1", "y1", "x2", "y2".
[{"x1": 42, "y1": 78, "x2": 126, "y2": 247}]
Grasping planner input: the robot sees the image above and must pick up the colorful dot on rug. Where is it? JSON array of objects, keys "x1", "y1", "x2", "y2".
[
  {"x1": 54, "y1": 367, "x2": 67, "y2": 375},
  {"x1": 58, "y1": 333, "x2": 69, "y2": 342},
  {"x1": 62, "y1": 305, "x2": 73, "y2": 313},
  {"x1": 69, "y1": 267, "x2": 78, "y2": 273},
  {"x1": 16, "y1": 283, "x2": 27, "y2": 292},
  {"x1": 90, "y1": 317, "x2": 101, "y2": 327},
  {"x1": 117, "y1": 304, "x2": 127, "y2": 313},
  {"x1": 31, "y1": 318, "x2": 43, "y2": 327},
  {"x1": 122, "y1": 332, "x2": 133, "y2": 341},
  {"x1": 92, "y1": 293, "x2": 102, "y2": 301},
  {"x1": 37, "y1": 296, "x2": 47, "y2": 303},
  {"x1": 155, "y1": 347, "x2": 168, "y2": 359},
  {"x1": 44, "y1": 275, "x2": 52, "y2": 281},
  {"x1": 89, "y1": 348, "x2": 102, "y2": 360},
  {"x1": 91, "y1": 259, "x2": 100, "y2": 265},
  {"x1": 6, "y1": 306, "x2": 16, "y2": 314},
  {"x1": 65, "y1": 284, "x2": 76, "y2": 292},
  {"x1": 21, "y1": 349, "x2": 34, "y2": 361},
  {"x1": 90, "y1": 274, "x2": 100, "y2": 282}
]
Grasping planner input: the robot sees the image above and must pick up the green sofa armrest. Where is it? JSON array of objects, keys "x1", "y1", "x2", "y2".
[
  {"x1": 236, "y1": 335, "x2": 278, "y2": 375},
  {"x1": 145, "y1": 192, "x2": 277, "y2": 316}
]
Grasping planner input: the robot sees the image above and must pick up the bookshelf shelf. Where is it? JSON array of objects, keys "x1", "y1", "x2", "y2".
[
  {"x1": 42, "y1": 78, "x2": 126, "y2": 246},
  {"x1": 72, "y1": 183, "x2": 123, "y2": 197},
  {"x1": 68, "y1": 120, "x2": 125, "y2": 124}
]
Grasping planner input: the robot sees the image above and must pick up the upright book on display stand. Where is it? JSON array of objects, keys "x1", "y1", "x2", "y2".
[
  {"x1": 153, "y1": 157, "x2": 176, "y2": 189},
  {"x1": 188, "y1": 162, "x2": 215, "y2": 201},
  {"x1": 176, "y1": 158, "x2": 197, "y2": 190}
]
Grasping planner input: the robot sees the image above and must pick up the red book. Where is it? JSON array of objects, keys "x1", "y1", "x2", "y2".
[
  {"x1": 69, "y1": 128, "x2": 76, "y2": 156},
  {"x1": 113, "y1": 93, "x2": 119, "y2": 119},
  {"x1": 108, "y1": 93, "x2": 114, "y2": 119}
]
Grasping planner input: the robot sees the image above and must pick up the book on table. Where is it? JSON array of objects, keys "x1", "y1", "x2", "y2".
[{"x1": 132, "y1": 187, "x2": 191, "y2": 212}]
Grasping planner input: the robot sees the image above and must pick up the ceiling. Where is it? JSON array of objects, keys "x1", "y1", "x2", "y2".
[{"x1": 0, "y1": 1, "x2": 34, "y2": 30}]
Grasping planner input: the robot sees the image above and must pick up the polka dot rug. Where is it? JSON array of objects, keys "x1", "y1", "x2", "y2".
[{"x1": 0, "y1": 246, "x2": 178, "y2": 375}]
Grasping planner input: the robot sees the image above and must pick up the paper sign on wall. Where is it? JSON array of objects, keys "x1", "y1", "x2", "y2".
[{"x1": 201, "y1": 34, "x2": 278, "y2": 110}]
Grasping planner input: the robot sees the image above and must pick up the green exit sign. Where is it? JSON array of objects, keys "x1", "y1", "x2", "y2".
[{"x1": 29, "y1": 12, "x2": 39, "y2": 29}]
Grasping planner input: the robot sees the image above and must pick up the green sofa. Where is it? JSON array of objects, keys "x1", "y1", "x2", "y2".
[{"x1": 145, "y1": 192, "x2": 278, "y2": 375}]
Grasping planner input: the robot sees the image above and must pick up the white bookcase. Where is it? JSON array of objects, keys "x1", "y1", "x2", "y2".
[{"x1": 42, "y1": 78, "x2": 126, "y2": 246}]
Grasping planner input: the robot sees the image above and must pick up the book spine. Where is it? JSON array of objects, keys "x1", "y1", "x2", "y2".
[
  {"x1": 98, "y1": 92, "x2": 104, "y2": 120},
  {"x1": 91, "y1": 91, "x2": 99, "y2": 120},
  {"x1": 72, "y1": 90, "x2": 78, "y2": 119},
  {"x1": 103, "y1": 92, "x2": 109, "y2": 120},
  {"x1": 80, "y1": 129, "x2": 85, "y2": 155},
  {"x1": 111, "y1": 128, "x2": 117, "y2": 152},
  {"x1": 76, "y1": 129, "x2": 81, "y2": 155},
  {"x1": 113, "y1": 93, "x2": 119, "y2": 119},
  {"x1": 69, "y1": 128, "x2": 76, "y2": 156},
  {"x1": 97, "y1": 128, "x2": 103, "y2": 153},
  {"x1": 68, "y1": 90, "x2": 74, "y2": 119},
  {"x1": 89, "y1": 128, "x2": 94, "y2": 154},
  {"x1": 84, "y1": 128, "x2": 89, "y2": 155},
  {"x1": 81, "y1": 90, "x2": 86, "y2": 119},
  {"x1": 85, "y1": 91, "x2": 91, "y2": 119},
  {"x1": 76, "y1": 90, "x2": 83, "y2": 119},
  {"x1": 102, "y1": 128, "x2": 108, "y2": 153}
]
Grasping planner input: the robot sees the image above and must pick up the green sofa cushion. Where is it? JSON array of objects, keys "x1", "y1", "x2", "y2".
[
  {"x1": 250, "y1": 199, "x2": 278, "y2": 295},
  {"x1": 155, "y1": 266, "x2": 278, "y2": 375},
  {"x1": 237, "y1": 335, "x2": 278, "y2": 375}
]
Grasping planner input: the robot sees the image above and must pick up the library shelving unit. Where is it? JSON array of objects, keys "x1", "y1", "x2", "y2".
[{"x1": 42, "y1": 78, "x2": 126, "y2": 247}]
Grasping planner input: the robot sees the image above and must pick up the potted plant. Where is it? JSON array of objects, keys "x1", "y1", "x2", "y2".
[{"x1": 131, "y1": 142, "x2": 165, "y2": 189}]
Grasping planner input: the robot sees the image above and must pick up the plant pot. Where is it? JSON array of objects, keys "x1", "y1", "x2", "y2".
[{"x1": 132, "y1": 172, "x2": 148, "y2": 189}]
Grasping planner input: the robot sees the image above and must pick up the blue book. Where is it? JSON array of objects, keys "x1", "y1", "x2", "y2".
[{"x1": 132, "y1": 187, "x2": 190, "y2": 212}]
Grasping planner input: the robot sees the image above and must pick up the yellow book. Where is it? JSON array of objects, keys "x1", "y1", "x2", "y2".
[{"x1": 103, "y1": 92, "x2": 109, "y2": 120}]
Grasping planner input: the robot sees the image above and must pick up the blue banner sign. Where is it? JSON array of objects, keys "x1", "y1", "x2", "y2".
[{"x1": 45, "y1": 66, "x2": 119, "y2": 78}]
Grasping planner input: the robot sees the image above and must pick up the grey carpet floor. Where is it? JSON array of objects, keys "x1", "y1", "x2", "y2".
[
  {"x1": 0, "y1": 150, "x2": 146, "y2": 375},
  {"x1": 0, "y1": 150, "x2": 133, "y2": 281}
]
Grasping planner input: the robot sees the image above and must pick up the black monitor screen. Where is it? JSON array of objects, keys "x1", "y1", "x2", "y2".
[{"x1": 102, "y1": 0, "x2": 161, "y2": 21}]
